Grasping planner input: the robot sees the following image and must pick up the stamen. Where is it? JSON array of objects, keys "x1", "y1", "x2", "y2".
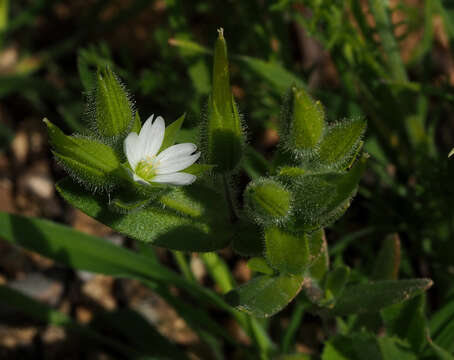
[{"x1": 135, "y1": 157, "x2": 158, "y2": 180}]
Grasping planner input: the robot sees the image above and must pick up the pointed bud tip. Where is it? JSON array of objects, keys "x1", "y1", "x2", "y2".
[{"x1": 217, "y1": 28, "x2": 224, "y2": 39}]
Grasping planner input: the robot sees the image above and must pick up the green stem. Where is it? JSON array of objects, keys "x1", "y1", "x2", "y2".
[
  {"x1": 172, "y1": 250, "x2": 196, "y2": 282},
  {"x1": 0, "y1": 0, "x2": 8, "y2": 49},
  {"x1": 368, "y1": 0, "x2": 408, "y2": 81},
  {"x1": 222, "y1": 174, "x2": 238, "y2": 223},
  {"x1": 281, "y1": 301, "x2": 305, "y2": 353}
]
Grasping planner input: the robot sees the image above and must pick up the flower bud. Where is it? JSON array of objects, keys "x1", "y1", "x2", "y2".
[
  {"x1": 44, "y1": 119, "x2": 121, "y2": 189},
  {"x1": 244, "y1": 178, "x2": 292, "y2": 225},
  {"x1": 93, "y1": 67, "x2": 134, "y2": 140},
  {"x1": 202, "y1": 29, "x2": 244, "y2": 173},
  {"x1": 282, "y1": 86, "x2": 325, "y2": 158}
]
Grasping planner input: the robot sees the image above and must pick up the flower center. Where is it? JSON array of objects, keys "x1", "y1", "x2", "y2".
[{"x1": 135, "y1": 156, "x2": 159, "y2": 181}]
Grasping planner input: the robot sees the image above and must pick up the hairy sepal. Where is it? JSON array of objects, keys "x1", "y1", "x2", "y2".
[{"x1": 45, "y1": 119, "x2": 121, "y2": 191}]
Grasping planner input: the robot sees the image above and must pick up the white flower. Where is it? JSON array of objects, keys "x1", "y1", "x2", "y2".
[{"x1": 124, "y1": 115, "x2": 200, "y2": 186}]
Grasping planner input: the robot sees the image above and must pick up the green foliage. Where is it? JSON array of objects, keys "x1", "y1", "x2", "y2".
[
  {"x1": 322, "y1": 333, "x2": 418, "y2": 360},
  {"x1": 329, "y1": 279, "x2": 433, "y2": 316},
  {"x1": 225, "y1": 274, "x2": 304, "y2": 318},
  {"x1": 382, "y1": 295, "x2": 427, "y2": 352},
  {"x1": 264, "y1": 227, "x2": 309, "y2": 275},
  {"x1": 2, "y1": 1, "x2": 449, "y2": 356},
  {"x1": 323, "y1": 266, "x2": 350, "y2": 303},
  {"x1": 56, "y1": 177, "x2": 232, "y2": 252},
  {"x1": 248, "y1": 257, "x2": 274, "y2": 275},
  {"x1": 372, "y1": 234, "x2": 401, "y2": 281}
]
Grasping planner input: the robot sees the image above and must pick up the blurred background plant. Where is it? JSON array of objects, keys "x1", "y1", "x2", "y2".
[{"x1": 1, "y1": 0, "x2": 454, "y2": 359}]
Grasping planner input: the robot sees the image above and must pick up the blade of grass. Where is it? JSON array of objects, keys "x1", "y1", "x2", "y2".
[
  {"x1": 0, "y1": 285, "x2": 141, "y2": 357},
  {"x1": 368, "y1": 0, "x2": 408, "y2": 81}
]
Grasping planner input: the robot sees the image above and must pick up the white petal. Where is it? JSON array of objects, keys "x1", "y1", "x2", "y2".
[
  {"x1": 152, "y1": 172, "x2": 196, "y2": 185},
  {"x1": 124, "y1": 132, "x2": 141, "y2": 169},
  {"x1": 133, "y1": 173, "x2": 151, "y2": 186},
  {"x1": 154, "y1": 152, "x2": 200, "y2": 175},
  {"x1": 156, "y1": 143, "x2": 197, "y2": 162},
  {"x1": 139, "y1": 115, "x2": 165, "y2": 158}
]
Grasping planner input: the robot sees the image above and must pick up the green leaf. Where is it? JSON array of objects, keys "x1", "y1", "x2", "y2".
[
  {"x1": 372, "y1": 234, "x2": 401, "y2": 281},
  {"x1": 245, "y1": 178, "x2": 292, "y2": 225},
  {"x1": 0, "y1": 210, "x2": 244, "y2": 344},
  {"x1": 93, "y1": 66, "x2": 134, "y2": 139},
  {"x1": 44, "y1": 119, "x2": 121, "y2": 189},
  {"x1": 324, "y1": 266, "x2": 350, "y2": 302},
  {"x1": 307, "y1": 229, "x2": 328, "y2": 282},
  {"x1": 237, "y1": 55, "x2": 305, "y2": 94},
  {"x1": 430, "y1": 296, "x2": 454, "y2": 353},
  {"x1": 318, "y1": 118, "x2": 366, "y2": 170},
  {"x1": 0, "y1": 210, "x2": 162, "y2": 278},
  {"x1": 231, "y1": 221, "x2": 265, "y2": 257},
  {"x1": 247, "y1": 257, "x2": 274, "y2": 275},
  {"x1": 322, "y1": 333, "x2": 417, "y2": 360},
  {"x1": 381, "y1": 295, "x2": 426, "y2": 352},
  {"x1": 188, "y1": 58, "x2": 211, "y2": 94},
  {"x1": 159, "y1": 113, "x2": 185, "y2": 152},
  {"x1": 225, "y1": 274, "x2": 304, "y2": 318},
  {"x1": 264, "y1": 227, "x2": 309, "y2": 275},
  {"x1": 56, "y1": 177, "x2": 232, "y2": 251},
  {"x1": 427, "y1": 336, "x2": 454, "y2": 360},
  {"x1": 169, "y1": 37, "x2": 211, "y2": 55},
  {"x1": 330, "y1": 279, "x2": 433, "y2": 316}
]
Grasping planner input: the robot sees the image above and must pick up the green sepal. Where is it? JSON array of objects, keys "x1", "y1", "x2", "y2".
[
  {"x1": 93, "y1": 67, "x2": 134, "y2": 140},
  {"x1": 225, "y1": 274, "x2": 304, "y2": 318},
  {"x1": 317, "y1": 117, "x2": 366, "y2": 170},
  {"x1": 244, "y1": 178, "x2": 292, "y2": 225},
  {"x1": 264, "y1": 227, "x2": 309, "y2": 275},
  {"x1": 247, "y1": 257, "x2": 274, "y2": 275},
  {"x1": 131, "y1": 111, "x2": 141, "y2": 133},
  {"x1": 282, "y1": 86, "x2": 325, "y2": 158},
  {"x1": 159, "y1": 113, "x2": 185, "y2": 152},
  {"x1": 183, "y1": 163, "x2": 215, "y2": 176},
  {"x1": 44, "y1": 119, "x2": 121, "y2": 190},
  {"x1": 202, "y1": 29, "x2": 244, "y2": 173},
  {"x1": 284, "y1": 154, "x2": 368, "y2": 231}
]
